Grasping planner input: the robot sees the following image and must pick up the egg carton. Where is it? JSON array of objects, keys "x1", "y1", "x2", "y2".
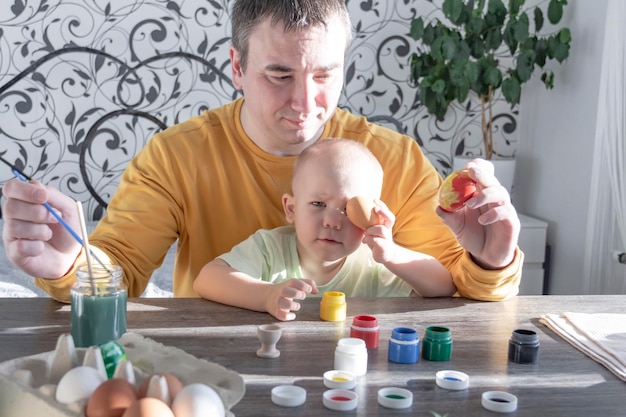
[{"x1": 0, "y1": 332, "x2": 245, "y2": 417}]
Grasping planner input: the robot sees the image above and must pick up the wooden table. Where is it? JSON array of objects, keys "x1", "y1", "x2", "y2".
[{"x1": 1, "y1": 295, "x2": 625, "y2": 416}]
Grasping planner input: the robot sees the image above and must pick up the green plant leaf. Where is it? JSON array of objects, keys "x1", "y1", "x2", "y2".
[
  {"x1": 548, "y1": 34, "x2": 570, "y2": 62},
  {"x1": 509, "y1": 0, "x2": 523, "y2": 16},
  {"x1": 449, "y1": 62, "x2": 466, "y2": 87},
  {"x1": 559, "y1": 27, "x2": 572, "y2": 43},
  {"x1": 432, "y1": 79, "x2": 446, "y2": 94},
  {"x1": 442, "y1": 35, "x2": 458, "y2": 61},
  {"x1": 541, "y1": 71, "x2": 555, "y2": 89},
  {"x1": 420, "y1": 84, "x2": 449, "y2": 120},
  {"x1": 443, "y1": 0, "x2": 465, "y2": 25},
  {"x1": 410, "y1": 17, "x2": 425, "y2": 40},
  {"x1": 423, "y1": 23, "x2": 436, "y2": 45},
  {"x1": 465, "y1": 60, "x2": 479, "y2": 84},
  {"x1": 409, "y1": 53, "x2": 421, "y2": 84},
  {"x1": 455, "y1": 83, "x2": 470, "y2": 103},
  {"x1": 503, "y1": 20, "x2": 518, "y2": 55},
  {"x1": 502, "y1": 75, "x2": 521, "y2": 105},
  {"x1": 547, "y1": 0, "x2": 563, "y2": 24},
  {"x1": 465, "y1": 14, "x2": 484, "y2": 36},
  {"x1": 453, "y1": 39, "x2": 471, "y2": 62},
  {"x1": 532, "y1": 38, "x2": 548, "y2": 67},
  {"x1": 516, "y1": 49, "x2": 536, "y2": 82},
  {"x1": 431, "y1": 36, "x2": 445, "y2": 61},
  {"x1": 410, "y1": 53, "x2": 436, "y2": 83},
  {"x1": 483, "y1": 63, "x2": 502, "y2": 87},
  {"x1": 468, "y1": 34, "x2": 486, "y2": 58},
  {"x1": 513, "y1": 13, "x2": 530, "y2": 43},
  {"x1": 487, "y1": 0, "x2": 507, "y2": 25},
  {"x1": 484, "y1": 28, "x2": 502, "y2": 50},
  {"x1": 553, "y1": 41, "x2": 570, "y2": 63},
  {"x1": 533, "y1": 8, "x2": 544, "y2": 32}
]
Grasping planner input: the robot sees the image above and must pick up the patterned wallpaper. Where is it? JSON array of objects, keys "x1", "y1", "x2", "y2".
[{"x1": 0, "y1": 0, "x2": 517, "y2": 220}]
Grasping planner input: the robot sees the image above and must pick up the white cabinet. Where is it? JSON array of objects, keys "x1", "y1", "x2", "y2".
[{"x1": 518, "y1": 214, "x2": 549, "y2": 295}]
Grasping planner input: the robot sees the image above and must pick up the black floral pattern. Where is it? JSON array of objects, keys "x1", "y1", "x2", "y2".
[{"x1": 0, "y1": 0, "x2": 517, "y2": 219}]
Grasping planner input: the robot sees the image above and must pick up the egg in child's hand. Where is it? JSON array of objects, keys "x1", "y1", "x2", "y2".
[
  {"x1": 346, "y1": 196, "x2": 380, "y2": 229},
  {"x1": 438, "y1": 169, "x2": 477, "y2": 212}
]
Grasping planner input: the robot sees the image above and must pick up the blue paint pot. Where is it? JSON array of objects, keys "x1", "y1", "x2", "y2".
[{"x1": 387, "y1": 327, "x2": 419, "y2": 364}]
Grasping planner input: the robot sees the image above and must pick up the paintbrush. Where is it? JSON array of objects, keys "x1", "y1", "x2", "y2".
[{"x1": 1, "y1": 160, "x2": 110, "y2": 270}]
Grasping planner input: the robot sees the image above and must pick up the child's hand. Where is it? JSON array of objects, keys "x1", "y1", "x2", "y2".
[
  {"x1": 265, "y1": 278, "x2": 318, "y2": 321},
  {"x1": 362, "y1": 200, "x2": 397, "y2": 264}
]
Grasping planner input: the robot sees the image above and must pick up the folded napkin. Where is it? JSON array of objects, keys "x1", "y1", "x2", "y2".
[{"x1": 540, "y1": 312, "x2": 626, "y2": 382}]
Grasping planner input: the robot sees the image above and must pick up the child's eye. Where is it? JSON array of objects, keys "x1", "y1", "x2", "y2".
[{"x1": 311, "y1": 201, "x2": 326, "y2": 208}]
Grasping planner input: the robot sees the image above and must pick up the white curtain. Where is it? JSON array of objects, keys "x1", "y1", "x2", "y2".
[{"x1": 583, "y1": 0, "x2": 626, "y2": 294}]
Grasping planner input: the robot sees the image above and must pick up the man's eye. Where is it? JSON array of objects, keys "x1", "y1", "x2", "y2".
[
  {"x1": 316, "y1": 73, "x2": 332, "y2": 81},
  {"x1": 270, "y1": 75, "x2": 291, "y2": 82}
]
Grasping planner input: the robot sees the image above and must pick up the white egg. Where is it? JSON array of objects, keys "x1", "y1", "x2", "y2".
[
  {"x1": 171, "y1": 383, "x2": 225, "y2": 417},
  {"x1": 55, "y1": 365, "x2": 106, "y2": 404}
]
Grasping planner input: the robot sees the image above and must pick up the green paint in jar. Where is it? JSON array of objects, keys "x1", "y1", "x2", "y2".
[{"x1": 71, "y1": 264, "x2": 127, "y2": 348}]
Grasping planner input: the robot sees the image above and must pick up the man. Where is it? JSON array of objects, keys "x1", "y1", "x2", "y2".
[{"x1": 1, "y1": 0, "x2": 521, "y2": 303}]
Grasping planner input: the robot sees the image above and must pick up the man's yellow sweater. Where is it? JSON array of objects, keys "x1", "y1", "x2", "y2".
[{"x1": 37, "y1": 98, "x2": 522, "y2": 302}]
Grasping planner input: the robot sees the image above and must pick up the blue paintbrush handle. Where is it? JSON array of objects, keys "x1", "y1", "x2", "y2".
[
  {"x1": 12, "y1": 169, "x2": 109, "y2": 268},
  {"x1": 12, "y1": 169, "x2": 86, "y2": 245}
]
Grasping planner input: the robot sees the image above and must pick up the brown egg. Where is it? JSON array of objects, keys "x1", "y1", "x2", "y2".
[
  {"x1": 121, "y1": 397, "x2": 174, "y2": 417},
  {"x1": 86, "y1": 378, "x2": 137, "y2": 417},
  {"x1": 346, "y1": 196, "x2": 379, "y2": 229},
  {"x1": 138, "y1": 372, "x2": 183, "y2": 400}
]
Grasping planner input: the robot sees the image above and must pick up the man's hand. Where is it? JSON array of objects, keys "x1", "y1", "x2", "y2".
[
  {"x1": 437, "y1": 159, "x2": 520, "y2": 269},
  {"x1": 2, "y1": 178, "x2": 82, "y2": 278}
]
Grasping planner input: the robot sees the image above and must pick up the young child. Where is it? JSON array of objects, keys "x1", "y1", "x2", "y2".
[{"x1": 193, "y1": 139, "x2": 455, "y2": 320}]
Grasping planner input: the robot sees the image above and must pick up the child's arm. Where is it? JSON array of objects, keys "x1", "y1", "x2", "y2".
[
  {"x1": 363, "y1": 201, "x2": 456, "y2": 297},
  {"x1": 375, "y1": 244, "x2": 456, "y2": 297},
  {"x1": 193, "y1": 258, "x2": 318, "y2": 321}
]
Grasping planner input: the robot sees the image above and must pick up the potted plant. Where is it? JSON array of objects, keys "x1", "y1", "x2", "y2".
[{"x1": 409, "y1": 0, "x2": 571, "y2": 161}]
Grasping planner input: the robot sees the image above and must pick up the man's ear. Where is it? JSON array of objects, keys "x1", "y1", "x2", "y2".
[
  {"x1": 282, "y1": 193, "x2": 296, "y2": 223},
  {"x1": 230, "y1": 46, "x2": 244, "y2": 90}
]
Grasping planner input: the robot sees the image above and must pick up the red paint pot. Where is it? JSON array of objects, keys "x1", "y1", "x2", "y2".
[{"x1": 350, "y1": 315, "x2": 379, "y2": 349}]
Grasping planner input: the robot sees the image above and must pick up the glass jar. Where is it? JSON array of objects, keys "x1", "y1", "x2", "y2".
[{"x1": 71, "y1": 264, "x2": 127, "y2": 347}]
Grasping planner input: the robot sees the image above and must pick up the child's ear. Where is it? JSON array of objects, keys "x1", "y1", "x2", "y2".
[{"x1": 282, "y1": 193, "x2": 296, "y2": 223}]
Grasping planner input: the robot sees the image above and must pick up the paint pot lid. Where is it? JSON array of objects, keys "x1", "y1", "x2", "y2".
[
  {"x1": 435, "y1": 370, "x2": 470, "y2": 390},
  {"x1": 323, "y1": 370, "x2": 357, "y2": 390},
  {"x1": 377, "y1": 387, "x2": 413, "y2": 409},
  {"x1": 481, "y1": 391, "x2": 518, "y2": 413},
  {"x1": 323, "y1": 389, "x2": 358, "y2": 411},
  {"x1": 271, "y1": 385, "x2": 306, "y2": 407}
]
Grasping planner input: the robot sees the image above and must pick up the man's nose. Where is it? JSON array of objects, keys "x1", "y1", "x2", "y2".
[{"x1": 291, "y1": 77, "x2": 317, "y2": 114}]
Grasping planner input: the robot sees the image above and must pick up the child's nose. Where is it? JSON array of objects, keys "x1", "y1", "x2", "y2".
[{"x1": 324, "y1": 208, "x2": 345, "y2": 229}]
